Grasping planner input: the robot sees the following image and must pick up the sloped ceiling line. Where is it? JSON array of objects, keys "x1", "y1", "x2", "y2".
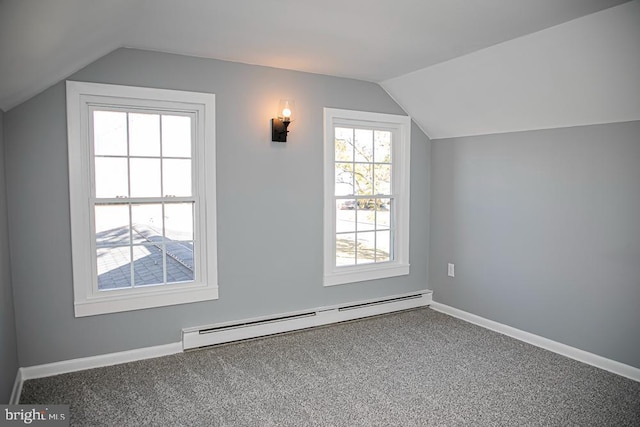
[
  {"x1": 0, "y1": 0, "x2": 635, "y2": 138},
  {"x1": 381, "y1": 1, "x2": 640, "y2": 139}
]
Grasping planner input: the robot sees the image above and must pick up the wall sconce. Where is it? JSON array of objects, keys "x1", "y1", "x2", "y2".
[{"x1": 271, "y1": 99, "x2": 294, "y2": 142}]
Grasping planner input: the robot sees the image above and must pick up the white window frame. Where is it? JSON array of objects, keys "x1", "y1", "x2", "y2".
[
  {"x1": 323, "y1": 108, "x2": 411, "y2": 286},
  {"x1": 66, "y1": 81, "x2": 218, "y2": 317}
]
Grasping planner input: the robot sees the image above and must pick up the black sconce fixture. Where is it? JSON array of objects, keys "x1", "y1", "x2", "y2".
[{"x1": 271, "y1": 99, "x2": 294, "y2": 142}]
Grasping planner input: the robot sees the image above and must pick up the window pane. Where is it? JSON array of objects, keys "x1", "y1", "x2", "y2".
[
  {"x1": 336, "y1": 200, "x2": 356, "y2": 233},
  {"x1": 374, "y1": 130, "x2": 391, "y2": 163},
  {"x1": 335, "y1": 127, "x2": 353, "y2": 162},
  {"x1": 131, "y1": 204, "x2": 163, "y2": 244},
  {"x1": 95, "y1": 205, "x2": 130, "y2": 247},
  {"x1": 95, "y1": 157, "x2": 128, "y2": 198},
  {"x1": 354, "y1": 164, "x2": 373, "y2": 195},
  {"x1": 94, "y1": 111, "x2": 127, "y2": 156},
  {"x1": 377, "y1": 199, "x2": 391, "y2": 229},
  {"x1": 165, "y1": 203, "x2": 193, "y2": 241},
  {"x1": 163, "y1": 159, "x2": 192, "y2": 197},
  {"x1": 357, "y1": 207, "x2": 375, "y2": 232},
  {"x1": 132, "y1": 244, "x2": 164, "y2": 286},
  {"x1": 376, "y1": 230, "x2": 391, "y2": 262},
  {"x1": 335, "y1": 163, "x2": 354, "y2": 196},
  {"x1": 130, "y1": 158, "x2": 161, "y2": 197},
  {"x1": 374, "y1": 164, "x2": 391, "y2": 195},
  {"x1": 129, "y1": 113, "x2": 160, "y2": 157},
  {"x1": 97, "y1": 246, "x2": 132, "y2": 290},
  {"x1": 356, "y1": 231, "x2": 376, "y2": 264},
  {"x1": 166, "y1": 244, "x2": 194, "y2": 283},
  {"x1": 336, "y1": 233, "x2": 356, "y2": 266},
  {"x1": 162, "y1": 115, "x2": 192, "y2": 158},
  {"x1": 354, "y1": 129, "x2": 373, "y2": 162}
]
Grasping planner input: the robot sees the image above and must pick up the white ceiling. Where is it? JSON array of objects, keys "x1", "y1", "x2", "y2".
[
  {"x1": 0, "y1": 0, "x2": 635, "y2": 137},
  {"x1": 382, "y1": 0, "x2": 640, "y2": 138}
]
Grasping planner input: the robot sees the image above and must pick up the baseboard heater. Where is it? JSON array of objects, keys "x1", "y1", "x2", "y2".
[{"x1": 182, "y1": 289, "x2": 432, "y2": 350}]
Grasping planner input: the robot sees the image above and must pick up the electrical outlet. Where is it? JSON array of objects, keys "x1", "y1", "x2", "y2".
[{"x1": 447, "y1": 263, "x2": 455, "y2": 277}]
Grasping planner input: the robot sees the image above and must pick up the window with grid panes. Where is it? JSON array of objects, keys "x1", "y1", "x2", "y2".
[
  {"x1": 92, "y1": 108, "x2": 196, "y2": 289},
  {"x1": 323, "y1": 108, "x2": 411, "y2": 286},
  {"x1": 67, "y1": 82, "x2": 218, "y2": 317}
]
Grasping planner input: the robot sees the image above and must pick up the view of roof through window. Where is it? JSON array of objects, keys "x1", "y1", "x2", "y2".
[{"x1": 92, "y1": 110, "x2": 195, "y2": 290}]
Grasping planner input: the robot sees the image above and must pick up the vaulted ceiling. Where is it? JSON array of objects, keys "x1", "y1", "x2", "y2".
[{"x1": 1, "y1": 0, "x2": 637, "y2": 138}]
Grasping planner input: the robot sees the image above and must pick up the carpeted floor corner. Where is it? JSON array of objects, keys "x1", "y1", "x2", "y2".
[{"x1": 20, "y1": 307, "x2": 640, "y2": 426}]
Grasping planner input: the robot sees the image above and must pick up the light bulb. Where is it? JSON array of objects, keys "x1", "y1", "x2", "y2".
[{"x1": 278, "y1": 99, "x2": 294, "y2": 121}]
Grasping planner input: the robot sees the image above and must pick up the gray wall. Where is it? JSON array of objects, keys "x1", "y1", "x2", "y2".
[
  {"x1": 430, "y1": 121, "x2": 640, "y2": 369},
  {"x1": 1, "y1": 109, "x2": 19, "y2": 402},
  {"x1": 4, "y1": 48, "x2": 430, "y2": 367}
]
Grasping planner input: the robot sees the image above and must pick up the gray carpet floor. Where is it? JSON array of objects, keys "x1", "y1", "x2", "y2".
[{"x1": 20, "y1": 307, "x2": 640, "y2": 426}]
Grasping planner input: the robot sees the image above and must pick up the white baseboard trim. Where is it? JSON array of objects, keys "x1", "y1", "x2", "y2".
[
  {"x1": 9, "y1": 368, "x2": 23, "y2": 404},
  {"x1": 15, "y1": 289, "x2": 433, "y2": 398},
  {"x1": 20, "y1": 342, "x2": 182, "y2": 382},
  {"x1": 430, "y1": 301, "x2": 640, "y2": 383}
]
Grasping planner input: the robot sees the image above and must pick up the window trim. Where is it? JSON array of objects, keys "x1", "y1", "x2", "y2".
[
  {"x1": 66, "y1": 81, "x2": 218, "y2": 317},
  {"x1": 323, "y1": 107, "x2": 411, "y2": 286}
]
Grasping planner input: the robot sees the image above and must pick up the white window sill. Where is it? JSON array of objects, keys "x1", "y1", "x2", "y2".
[
  {"x1": 323, "y1": 263, "x2": 410, "y2": 287},
  {"x1": 74, "y1": 285, "x2": 218, "y2": 317}
]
